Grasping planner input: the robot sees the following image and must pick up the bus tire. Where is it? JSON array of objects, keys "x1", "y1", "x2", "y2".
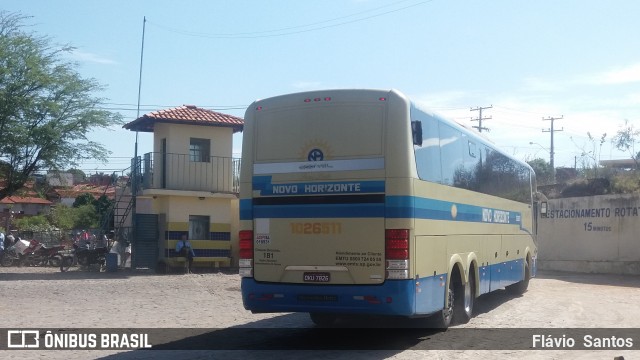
[
  {"x1": 309, "y1": 313, "x2": 338, "y2": 327},
  {"x1": 506, "y1": 259, "x2": 530, "y2": 296},
  {"x1": 428, "y1": 284, "x2": 454, "y2": 329},
  {"x1": 453, "y1": 271, "x2": 475, "y2": 324}
]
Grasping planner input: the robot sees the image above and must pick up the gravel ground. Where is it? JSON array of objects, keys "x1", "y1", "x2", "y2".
[{"x1": 0, "y1": 265, "x2": 638, "y2": 360}]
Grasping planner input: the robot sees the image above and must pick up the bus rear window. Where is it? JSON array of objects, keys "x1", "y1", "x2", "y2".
[{"x1": 255, "y1": 105, "x2": 384, "y2": 162}]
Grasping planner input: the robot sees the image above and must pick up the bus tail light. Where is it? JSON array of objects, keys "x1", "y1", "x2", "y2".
[
  {"x1": 386, "y1": 229, "x2": 409, "y2": 280},
  {"x1": 239, "y1": 230, "x2": 254, "y2": 277}
]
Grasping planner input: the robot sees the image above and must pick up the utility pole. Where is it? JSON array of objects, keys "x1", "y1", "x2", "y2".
[
  {"x1": 131, "y1": 16, "x2": 146, "y2": 269},
  {"x1": 470, "y1": 105, "x2": 492, "y2": 133},
  {"x1": 542, "y1": 115, "x2": 563, "y2": 183}
]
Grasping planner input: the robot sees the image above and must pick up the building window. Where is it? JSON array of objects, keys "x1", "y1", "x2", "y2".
[
  {"x1": 190, "y1": 138, "x2": 211, "y2": 162},
  {"x1": 189, "y1": 215, "x2": 210, "y2": 240}
]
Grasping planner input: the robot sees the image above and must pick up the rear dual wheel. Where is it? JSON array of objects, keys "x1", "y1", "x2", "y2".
[{"x1": 429, "y1": 270, "x2": 475, "y2": 329}]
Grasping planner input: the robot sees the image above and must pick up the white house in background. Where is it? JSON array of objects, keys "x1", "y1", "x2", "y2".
[
  {"x1": 0, "y1": 196, "x2": 53, "y2": 216},
  {"x1": 46, "y1": 172, "x2": 74, "y2": 187}
]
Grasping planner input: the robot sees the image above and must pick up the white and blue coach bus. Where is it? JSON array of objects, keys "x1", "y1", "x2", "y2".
[{"x1": 238, "y1": 89, "x2": 543, "y2": 327}]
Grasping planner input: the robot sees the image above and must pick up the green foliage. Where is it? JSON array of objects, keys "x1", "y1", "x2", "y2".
[
  {"x1": 48, "y1": 204, "x2": 76, "y2": 230},
  {"x1": 94, "y1": 194, "x2": 114, "y2": 227},
  {"x1": 527, "y1": 158, "x2": 553, "y2": 185},
  {"x1": 610, "y1": 172, "x2": 640, "y2": 194},
  {"x1": 612, "y1": 120, "x2": 640, "y2": 169},
  {"x1": 73, "y1": 193, "x2": 95, "y2": 208},
  {"x1": 73, "y1": 204, "x2": 100, "y2": 229},
  {"x1": 0, "y1": 11, "x2": 123, "y2": 199},
  {"x1": 47, "y1": 203, "x2": 101, "y2": 230},
  {"x1": 14, "y1": 214, "x2": 52, "y2": 231},
  {"x1": 570, "y1": 132, "x2": 607, "y2": 178},
  {"x1": 66, "y1": 168, "x2": 86, "y2": 183}
]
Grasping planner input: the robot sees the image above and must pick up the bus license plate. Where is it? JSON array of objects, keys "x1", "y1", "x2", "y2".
[{"x1": 303, "y1": 272, "x2": 330, "y2": 283}]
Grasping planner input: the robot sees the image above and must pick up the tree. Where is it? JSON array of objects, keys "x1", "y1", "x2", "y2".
[
  {"x1": 94, "y1": 194, "x2": 114, "y2": 228},
  {"x1": 48, "y1": 204, "x2": 76, "y2": 230},
  {"x1": 0, "y1": 12, "x2": 122, "y2": 199},
  {"x1": 66, "y1": 168, "x2": 86, "y2": 183},
  {"x1": 74, "y1": 204, "x2": 100, "y2": 229},
  {"x1": 527, "y1": 158, "x2": 553, "y2": 185},
  {"x1": 73, "y1": 193, "x2": 96, "y2": 208},
  {"x1": 612, "y1": 119, "x2": 640, "y2": 169},
  {"x1": 570, "y1": 132, "x2": 607, "y2": 178},
  {"x1": 14, "y1": 214, "x2": 50, "y2": 230}
]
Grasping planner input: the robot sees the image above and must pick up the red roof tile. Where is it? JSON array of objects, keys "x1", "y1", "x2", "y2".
[
  {"x1": 123, "y1": 105, "x2": 244, "y2": 133},
  {"x1": 0, "y1": 196, "x2": 53, "y2": 205},
  {"x1": 53, "y1": 184, "x2": 116, "y2": 200}
]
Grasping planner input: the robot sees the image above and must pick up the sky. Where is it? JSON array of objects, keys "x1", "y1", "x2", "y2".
[{"x1": 2, "y1": 0, "x2": 640, "y2": 175}]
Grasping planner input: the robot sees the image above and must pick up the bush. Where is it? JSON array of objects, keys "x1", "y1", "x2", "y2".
[{"x1": 610, "y1": 172, "x2": 640, "y2": 194}]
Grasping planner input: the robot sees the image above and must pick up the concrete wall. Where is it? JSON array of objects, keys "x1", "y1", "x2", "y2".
[{"x1": 538, "y1": 194, "x2": 640, "y2": 274}]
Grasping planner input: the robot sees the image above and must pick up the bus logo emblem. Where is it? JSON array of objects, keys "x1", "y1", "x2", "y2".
[{"x1": 308, "y1": 149, "x2": 324, "y2": 161}]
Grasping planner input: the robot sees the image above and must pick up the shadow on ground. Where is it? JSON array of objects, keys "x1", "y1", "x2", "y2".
[{"x1": 535, "y1": 270, "x2": 640, "y2": 288}]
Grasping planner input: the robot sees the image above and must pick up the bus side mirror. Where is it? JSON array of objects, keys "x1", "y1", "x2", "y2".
[
  {"x1": 540, "y1": 201, "x2": 548, "y2": 217},
  {"x1": 411, "y1": 121, "x2": 422, "y2": 146}
]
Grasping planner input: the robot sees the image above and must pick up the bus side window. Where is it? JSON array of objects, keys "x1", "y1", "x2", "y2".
[
  {"x1": 411, "y1": 121, "x2": 422, "y2": 146},
  {"x1": 414, "y1": 118, "x2": 442, "y2": 183},
  {"x1": 439, "y1": 123, "x2": 464, "y2": 187}
]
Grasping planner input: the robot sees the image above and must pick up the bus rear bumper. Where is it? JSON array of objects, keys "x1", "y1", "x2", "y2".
[{"x1": 241, "y1": 276, "x2": 445, "y2": 317}]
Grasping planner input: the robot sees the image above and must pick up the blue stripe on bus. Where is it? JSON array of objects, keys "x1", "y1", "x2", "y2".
[
  {"x1": 251, "y1": 176, "x2": 385, "y2": 196},
  {"x1": 240, "y1": 199, "x2": 253, "y2": 220},
  {"x1": 240, "y1": 191, "x2": 522, "y2": 226},
  {"x1": 386, "y1": 196, "x2": 522, "y2": 226},
  {"x1": 242, "y1": 194, "x2": 522, "y2": 227}
]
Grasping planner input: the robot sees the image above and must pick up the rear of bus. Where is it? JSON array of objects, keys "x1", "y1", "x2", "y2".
[{"x1": 239, "y1": 89, "x2": 419, "y2": 317}]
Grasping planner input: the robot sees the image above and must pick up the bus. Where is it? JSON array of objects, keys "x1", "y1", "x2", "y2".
[{"x1": 238, "y1": 89, "x2": 543, "y2": 328}]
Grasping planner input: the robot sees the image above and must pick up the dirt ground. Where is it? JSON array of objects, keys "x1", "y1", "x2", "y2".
[{"x1": 0, "y1": 266, "x2": 638, "y2": 360}]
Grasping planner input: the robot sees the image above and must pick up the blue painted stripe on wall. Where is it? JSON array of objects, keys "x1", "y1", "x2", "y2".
[
  {"x1": 165, "y1": 231, "x2": 231, "y2": 241},
  {"x1": 166, "y1": 231, "x2": 188, "y2": 240},
  {"x1": 210, "y1": 232, "x2": 231, "y2": 241}
]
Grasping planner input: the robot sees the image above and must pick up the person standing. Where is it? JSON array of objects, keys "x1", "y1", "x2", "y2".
[{"x1": 0, "y1": 231, "x2": 4, "y2": 257}]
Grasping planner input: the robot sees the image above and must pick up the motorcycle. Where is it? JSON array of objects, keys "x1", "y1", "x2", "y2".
[
  {"x1": 60, "y1": 243, "x2": 109, "y2": 272},
  {"x1": 1, "y1": 238, "x2": 35, "y2": 267},
  {"x1": 0, "y1": 246, "x2": 21, "y2": 267},
  {"x1": 21, "y1": 240, "x2": 66, "y2": 267}
]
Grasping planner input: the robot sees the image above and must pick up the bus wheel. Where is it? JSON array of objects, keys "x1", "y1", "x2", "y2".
[
  {"x1": 506, "y1": 259, "x2": 530, "y2": 296},
  {"x1": 309, "y1": 313, "x2": 338, "y2": 327},
  {"x1": 429, "y1": 285, "x2": 454, "y2": 329},
  {"x1": 454, "y1": 273, "x2": 474, "y2": 324}
]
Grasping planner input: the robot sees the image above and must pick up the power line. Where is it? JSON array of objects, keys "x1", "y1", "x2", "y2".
[{"x1": 147, "y1": 0, "x2": 430, "y2": 39}]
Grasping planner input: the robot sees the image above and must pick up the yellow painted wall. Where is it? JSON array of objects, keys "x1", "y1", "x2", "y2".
[{"x1": 154, "y1": 123, "x2": 233, "y2": 157}]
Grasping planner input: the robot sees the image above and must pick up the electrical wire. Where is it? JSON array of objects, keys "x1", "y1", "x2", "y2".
[{"x1": 146, "y1": 0, "x2": 431, "y2": 39}]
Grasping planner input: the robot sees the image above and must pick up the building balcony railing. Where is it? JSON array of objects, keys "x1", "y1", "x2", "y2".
[{"x1": 141, "y1": 152, "x2": 241, "y2": 194}]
